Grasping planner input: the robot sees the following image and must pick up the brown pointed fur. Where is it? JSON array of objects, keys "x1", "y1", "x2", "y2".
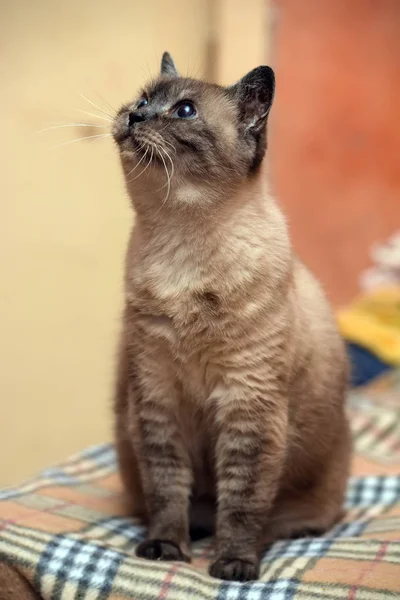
[{"x1": 112, "y1": 55, "x2": 351, "y2": 582}]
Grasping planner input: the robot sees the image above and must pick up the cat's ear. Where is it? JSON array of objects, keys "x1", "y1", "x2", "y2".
[
  {"x1": 161, "y1": 52, "x2": 179, "y2": 77},
  {"x1": 229, "y1": 66, "x2": 275, "y2": 132}
]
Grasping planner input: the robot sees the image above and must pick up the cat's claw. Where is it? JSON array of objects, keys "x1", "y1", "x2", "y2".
[
  {"x1": 209, "y1": 557, "x2": 260, "y2": 582},
  {"x1": 136, "y1": 539, "x2": 190, "y2": 563}
]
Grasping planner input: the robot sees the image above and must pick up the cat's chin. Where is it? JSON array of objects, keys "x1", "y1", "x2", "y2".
[{"x1": 120, "y1": 139, "x2": 149, "y2": 162}]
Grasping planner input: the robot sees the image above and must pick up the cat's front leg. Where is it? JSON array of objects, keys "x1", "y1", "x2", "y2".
[
  {"x1": 209, "y1": 386, "x2": 288, "y2": 581},
  {"x1": 132, "y1": 364, "x2": 192, "y2": 563}
]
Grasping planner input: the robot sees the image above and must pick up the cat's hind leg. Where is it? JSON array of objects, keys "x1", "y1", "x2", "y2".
[
  {"x1": 263, "y1": 493, "x2": 344, "y2": 543},
  {"x1": 264, "y1": 437, "x2": 350, "y2": 543}
]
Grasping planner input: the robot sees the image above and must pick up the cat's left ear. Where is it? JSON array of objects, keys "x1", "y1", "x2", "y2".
[
  {"x1": 161, "y1": 52, "x2": 179, "y2": 77},
  {"x1": 229, "y1": 66, "x2": 275, "y2": 132}
]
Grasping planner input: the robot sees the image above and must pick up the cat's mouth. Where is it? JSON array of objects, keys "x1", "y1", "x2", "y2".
[
  {"x1": 113, "y1": 112, "x2": 168, "y2": 151},
  {"x1": 132, "y1": 136, "x2": 168, "y2": 166},
  {"x1": 113, "y1": 119, "x2": 169, "y2": 167}
]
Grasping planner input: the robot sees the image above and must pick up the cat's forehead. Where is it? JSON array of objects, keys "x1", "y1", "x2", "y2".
[{"x1": 144, "y1": 77, "x2": 224, "y2": 104}]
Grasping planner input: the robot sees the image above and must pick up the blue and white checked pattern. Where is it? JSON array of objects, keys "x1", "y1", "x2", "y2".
[
  {"x1": 36, "y1": 535, "x2": 122, "y2": 599},
  {"x1": 83, "y1": 516, "x2": 146, "y2": 549},
  {"x1": 216, "y1": 579, "x2": 299, "y2": 600},
  {"x1": 0, "y1": 444, "x2": 116, "y2": 501},
  {"x1": 1, "y1": 435, "x2": 399, "y2": 600},
  {"x1": 345, "y1": 475, "x2": 400, "y2": 508},
  {"x1": 26, "y1": 472, "x2": 400, "y2": 600}
]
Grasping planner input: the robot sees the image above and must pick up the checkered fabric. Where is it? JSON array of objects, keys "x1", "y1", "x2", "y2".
[{"x1": 1, "y1": 372, "x2": 400, "y2": 599}]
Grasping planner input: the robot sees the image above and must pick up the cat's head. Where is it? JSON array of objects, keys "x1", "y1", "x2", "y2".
[{"x1": 112, "y1": 52, "x2": 275, "y2": 205}]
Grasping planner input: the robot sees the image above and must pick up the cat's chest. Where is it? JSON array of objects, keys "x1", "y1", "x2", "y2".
[
  {"x1": 131, "y1": 255, "x2": 223, "y2": 346},
  {"x1": 136, "y1": 240, "x2": 207, "y2": 299},
  {"x1": 132, "y1": 283, "x2": 225, "y2": 403},
  {"x1": 134, "y1": 291, "x2": 220, "y2": 351}
]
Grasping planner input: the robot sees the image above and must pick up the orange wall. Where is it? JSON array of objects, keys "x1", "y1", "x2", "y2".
[{"x1": 271, "y1": 0, "x2": 400, "y2": 305}]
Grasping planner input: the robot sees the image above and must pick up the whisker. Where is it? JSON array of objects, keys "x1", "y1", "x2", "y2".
[
  {"x1": 158, "y1": 124, "x2": 170, "y2": 134},
  {"x1": 78, "y1": 92, "x2": 114, "y2": 119},
  {"x1": 84, "y1": 79, "x2": 117, "y2": 114},
  {"x1": 128, "y1": 147, "x2": 153, "y2": 182},
  {"x1": 94, "y1": 91, "x2": 116, "y2": 116},
  {"x1": 164, "y1": 147, "x2": 175, "y2": 180},
  {"x1": 157, "y1": 136, "x2": 176, "y2": 154},
  {"x1": 157, "y1": 147, "x2": 171, "y2": 206},
  {"x1": 126, "y1": 145, "x2": 145, "y2": 177},
  {"x1": 155, "y1": 129, "x2": 176, "y2": 153},
  {"x1": 38, "y1": 123, "x2": 106, "y2": 133},
  {"x1": 75, "y1": 108, "x2": 113, "y2": 123},
  {"x1": 157, "y1": 127, "x2": 177, "y2": 150},
  {"x1": 163, "y1": 141, "x2": 176, "y2": 155},
  {"x1": 158, "y1": 146, "x2": 175, "y2": 190},
  {"x1": 126, "y1": 146, "x2": 148, "y2": 177},
  {"x1": 52, "y1": 133, "x2": 111, "y2": 149}
]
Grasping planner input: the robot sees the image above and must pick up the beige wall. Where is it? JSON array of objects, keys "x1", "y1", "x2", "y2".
[
  {"x1": 0, "y1": 0, "x2": 270, "y2": 486},
  {"x1": 0, "y1": 0, "x2": 208, "y2": 485},
  {"x1": 212, "y1": 0, "x2": 269, "y2": 84}
]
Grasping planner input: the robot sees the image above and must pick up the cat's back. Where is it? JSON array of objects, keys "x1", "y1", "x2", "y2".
[
  {"x1": 287, "y1": 256, "x2": 348, "y2": 430},
  {"x1": 291, "y1": 256, "x2": 346, "y2": 360}
]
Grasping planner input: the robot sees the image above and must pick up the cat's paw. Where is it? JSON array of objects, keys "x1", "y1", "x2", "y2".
[
  {"x1": 209, "y1": 557, "x2": 259, "y2": 582},
  {"x1": 136, "y1": 539, "x2": 190, "y2": 563}
]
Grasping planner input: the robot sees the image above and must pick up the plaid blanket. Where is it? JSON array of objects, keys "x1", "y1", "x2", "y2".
[{"x1": 1, "y1": 372, "x2": 400, "y2": 599}]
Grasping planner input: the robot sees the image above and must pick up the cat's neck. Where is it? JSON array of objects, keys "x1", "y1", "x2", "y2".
[
  {"x1": 126, "y1": 172, "x2": 291, "y2": 305},
  {"x1": 132, "y1": 172, "x2": 271, "y2": 247}
]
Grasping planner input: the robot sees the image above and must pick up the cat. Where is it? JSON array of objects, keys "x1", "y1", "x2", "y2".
[{"x1": 112, "y1": 52, "x2": 351, "y2": 582}]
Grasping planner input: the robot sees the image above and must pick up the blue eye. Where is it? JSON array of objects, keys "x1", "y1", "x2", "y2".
[
  {"x1": 174, "y1": 102, "x2": 196, "y2": 119},
  {"x1": 137, "y1": 97, "x2": 148, "y2": 109}
]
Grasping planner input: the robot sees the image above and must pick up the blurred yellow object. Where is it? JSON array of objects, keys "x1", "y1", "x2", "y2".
[{"x1": 338, "y1": 287, "x2": 400, "y2": 366}]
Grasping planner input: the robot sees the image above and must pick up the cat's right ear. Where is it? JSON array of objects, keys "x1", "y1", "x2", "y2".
[
  {"x1": 229, "y1": 66, "x2": 275, "y2": 132},
  {"x1": 161, "y1": 52, "x2": 179, "y2": 77}
]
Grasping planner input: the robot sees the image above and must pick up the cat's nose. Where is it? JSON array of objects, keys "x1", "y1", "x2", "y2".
[{"x1": 128, "y1": 111, "x2": 147, "y2": 127}]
